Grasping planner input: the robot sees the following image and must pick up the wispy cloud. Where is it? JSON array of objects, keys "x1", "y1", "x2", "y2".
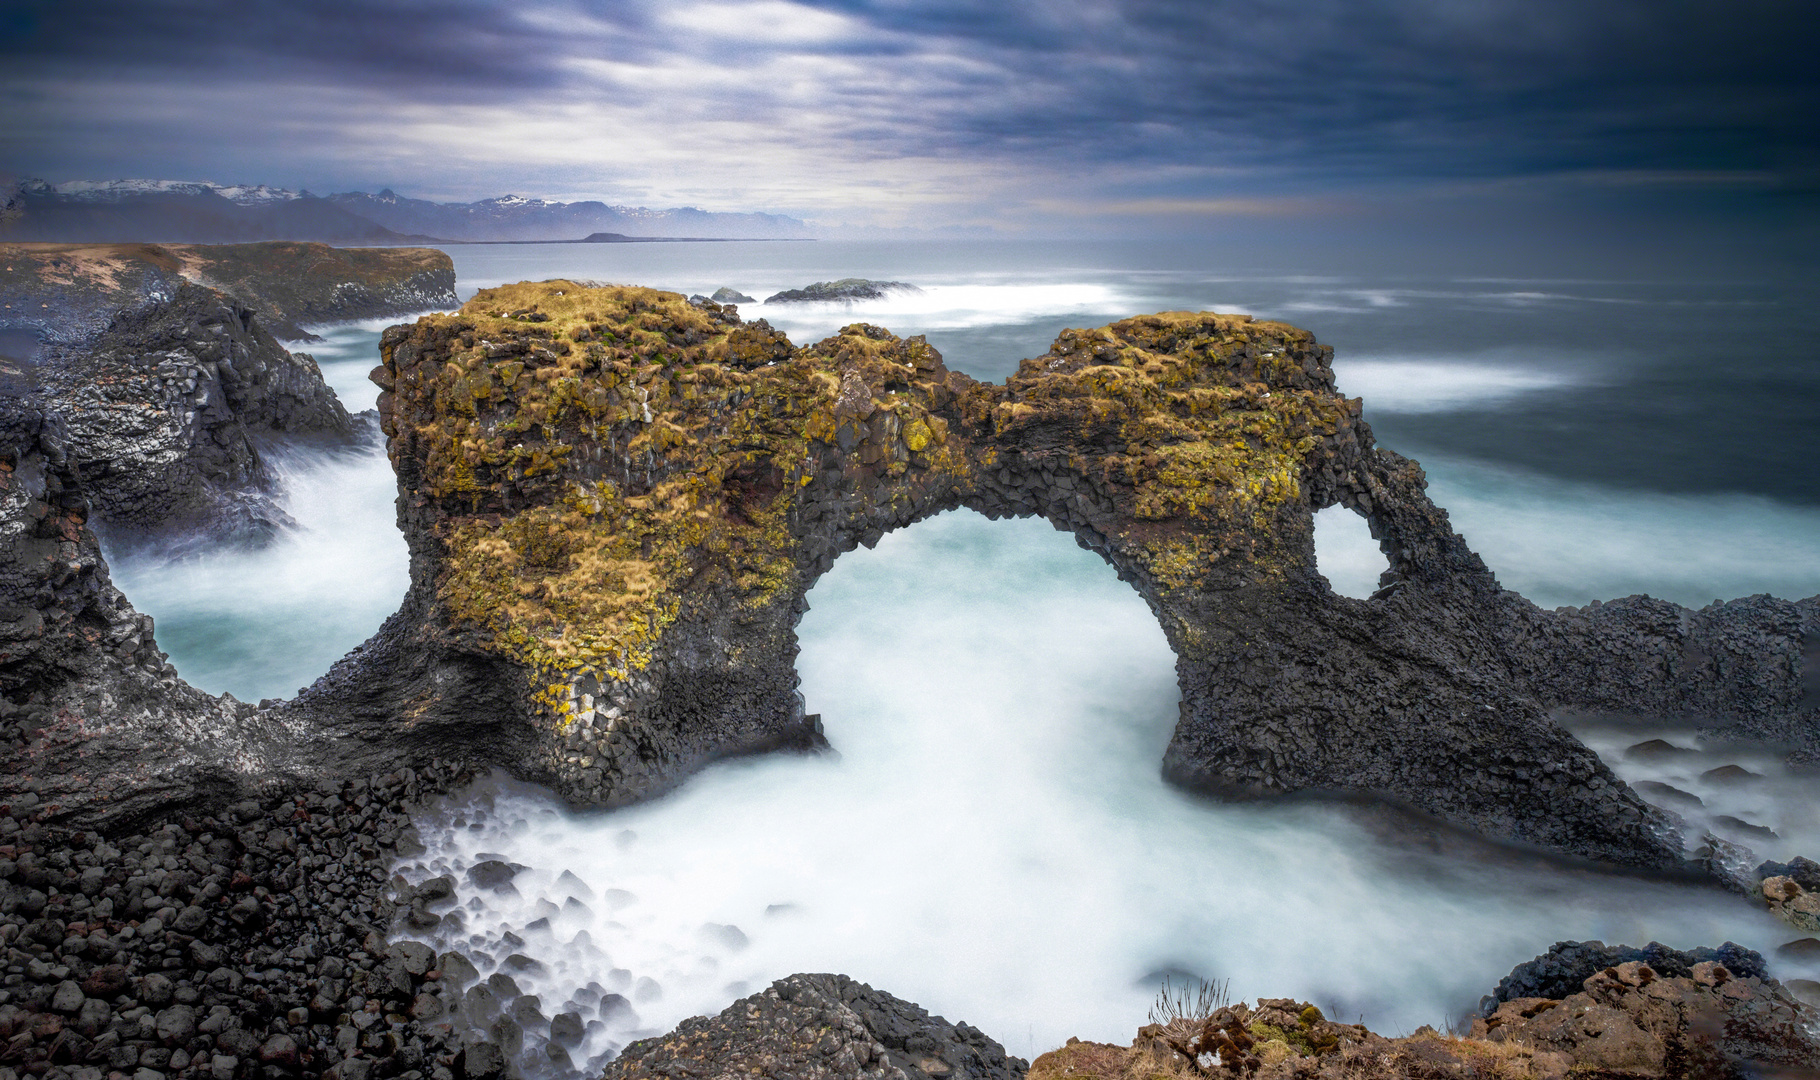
[{"x1": 2, "y1": 0, "x2": 1814, "y2": 228}]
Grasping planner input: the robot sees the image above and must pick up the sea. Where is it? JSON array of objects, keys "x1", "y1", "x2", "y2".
[{"x1": 101, "y1": 239, "x2": 1820, "y2": 1070}]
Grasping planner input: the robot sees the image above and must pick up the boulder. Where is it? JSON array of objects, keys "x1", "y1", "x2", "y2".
[
  {"x1": 763, "y1": 278, "x2": 920, "y2": 303},
  {"x1": 602, "y1": 973, "x2": 1024, "y2": 1080}
]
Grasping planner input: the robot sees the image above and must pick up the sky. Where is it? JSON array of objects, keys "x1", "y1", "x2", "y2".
[{"x1": 2, "y1": 0, "x2": 1817, "y2": 235}]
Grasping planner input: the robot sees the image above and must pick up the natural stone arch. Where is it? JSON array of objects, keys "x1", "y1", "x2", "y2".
[
  {"x1": 7, "y1": 279, "x2": 1811, "y2": 870},
  {"x1": 288, "y1": 280, "x2": 1682, "y2": 868}
]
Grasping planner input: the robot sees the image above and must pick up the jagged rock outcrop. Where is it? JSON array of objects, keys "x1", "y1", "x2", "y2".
[
  {"x1": 269, "y1": 281, "x2": 1814, "y2": 872},
  {"x1": 24, "y1": 280, "x2": 354, "y2": 546},
  {"x1": 601, "y1": 974, "x2": 1025, "y2": 1080},
  {"x1": 0, "y1": 240, "x2": 457, "y2": 545},
  {"x1": 0, "y1": 396, "x2": 279, "y2": 830},
  {"x1": 1485, "y1": 940, "x2": 1770, "y2": 1006},
  {"x1": 1026, "y1": 959, "x2": 1819, "y2": 1080},
  {"x1": 764, "y1": 279, "x2": 919, "y2": 303}
]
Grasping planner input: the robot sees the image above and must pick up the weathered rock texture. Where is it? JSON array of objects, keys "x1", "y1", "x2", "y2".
[
  {"x1": 271, "y1": 281, "x2": 1820, "y2": 872},
  {"x1": 0, "y1": 240, "x2": 455, "y2": 545},
  {"x1": 0, "y1": 396, "x2": 282, "y2": 829},
  {"x1": 23, "y1": 281, "x2": 353, "y2": 546},
  {"x1": 600, "y1": 973, "x2": 1024, "y2": 1080},
  {"x1": 1028, "y1": 963, "x2": 1820, "y2": 1080},
  {"x1": 764, "y1": 279, "x2": 919, "y2": 304}
]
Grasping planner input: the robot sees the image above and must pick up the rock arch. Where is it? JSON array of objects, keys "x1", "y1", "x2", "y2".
[
  {"x1": 5, "y1": 280, "x2": 1814, "y2": 872},
  {"x1": 283, "y1": 281, "x2": 1721, "y2": 870}
]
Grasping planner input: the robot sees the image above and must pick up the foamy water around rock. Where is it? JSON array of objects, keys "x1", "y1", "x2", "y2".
[
  {"x1": 87, "y1": 252, "x2": 1818, "y2": 1077},
  {"x1": 394, "y1": 511, "x2": 1807, "y2": 1076}
]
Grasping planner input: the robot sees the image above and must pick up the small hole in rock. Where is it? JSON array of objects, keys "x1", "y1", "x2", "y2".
[{"x1": 1313, "y1": 504, "x2": 1386, "y2": 599}]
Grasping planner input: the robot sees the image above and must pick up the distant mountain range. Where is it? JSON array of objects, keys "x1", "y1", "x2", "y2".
[{"x1": 0, "y1": 178, "x2": 815, "y2": 243}]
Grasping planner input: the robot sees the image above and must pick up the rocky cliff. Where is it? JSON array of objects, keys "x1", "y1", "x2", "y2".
[
  {"x1": 0, "y1": 241, "x2": 457, "y2": 342},
  {"x1": 21, "y1": 282, "x2": 354, "y2": 546},
  {"x1": 275, "y1": 281, "x2": 1818, "y2": 872},
  {"x1": 0, "y1": 241, "x2": 457, "y2": 545},
  {"x1": 0, "y1": 396, "x2": 273, "y2": 829}
]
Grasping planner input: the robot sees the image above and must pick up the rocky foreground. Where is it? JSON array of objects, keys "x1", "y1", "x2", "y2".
[
  {"x1": 2, "y1": 760, "x2": 1815, "y2": 1080},
  {"x1": 1033, "y1": 956, "x2": 1818, "y2": 1080}
]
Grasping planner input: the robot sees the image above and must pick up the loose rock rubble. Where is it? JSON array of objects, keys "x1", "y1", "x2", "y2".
[{"x1": 0, "y1": 762, "x2": 507, "y2": 1080}]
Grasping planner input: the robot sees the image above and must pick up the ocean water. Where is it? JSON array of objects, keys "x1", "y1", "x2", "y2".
[
  {"x1": 394, "y1": 510, "x2": 1805, "y2": 1074},
  {"x1": 95, "y1": 240, "x2": 1820, "y2": 1069},
  {"x1": 103, "y1": 319, "x2": 413, "y2": 702}
]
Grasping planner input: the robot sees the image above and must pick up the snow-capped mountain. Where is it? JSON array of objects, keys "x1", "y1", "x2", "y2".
[
  {"x1": 325, "y1": 188, "x2": 812, "y2": 241},
  {"x1": 49, "y1": 179, "x2": 308, "y2": 206},
  {"x1": 1, "y1": 177, "x2": 813, "y2": 243},
  {"x1": 2, "y1": 178, "x2": 406, "y2": 243}
]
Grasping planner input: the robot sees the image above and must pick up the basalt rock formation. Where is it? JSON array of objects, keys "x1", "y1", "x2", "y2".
[
  {"x1": 0, "y1": 241, "x2": 457, "y2": 545},
  {"x1": 0, "y1": 396, "x2": 277, "y2": 829},
  {"x1": 763, "y1": 279, "x2": 918, "y2": 304},
  {"x1": 23, "y1": 281, "x2": 354, "y2": 547},
  {"x1": 268, "y1": 280, "x2": 1817, "y2": 872}
]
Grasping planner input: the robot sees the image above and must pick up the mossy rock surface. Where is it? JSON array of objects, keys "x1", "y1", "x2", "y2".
[{"x1": 286, "y1": 277, "x2": 1813, "y2": 872}]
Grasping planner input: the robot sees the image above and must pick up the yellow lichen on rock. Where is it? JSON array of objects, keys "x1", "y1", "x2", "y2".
[{"x1": 379, "y1": 282, "x2": 1367, "y2": 779}]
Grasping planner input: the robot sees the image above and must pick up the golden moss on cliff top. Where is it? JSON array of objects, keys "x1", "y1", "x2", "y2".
[
  {"x1": 389, "y1": 282, "x2": 1360, "y2": 718},
  {"x1": 397, "y1": 282, "x2": 970, "y2": 709}
]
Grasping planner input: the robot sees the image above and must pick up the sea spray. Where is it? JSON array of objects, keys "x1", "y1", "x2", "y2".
[
  {"x1": 396, "y1": 510, "x2": 1801, "y2": 1076},
  {"x1": 103, "y1": 323, "x2": 410, "y2": 702}
]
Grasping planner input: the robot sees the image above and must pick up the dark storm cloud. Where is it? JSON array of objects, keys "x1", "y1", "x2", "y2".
[
  {"x1": 0, "y1": 0, "x2": 615, "y2": 96},
  {"x1": 2, "y1": 0, "x2": 1814, "y2": 216},
  {"x1": 780, "y1": 0, "x2": 1820, "y2": 181}
]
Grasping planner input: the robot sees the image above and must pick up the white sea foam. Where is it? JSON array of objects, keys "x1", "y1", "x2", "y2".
[
  {"x1": 744, "y1": 282, "x2": 1124, "y2": 344},
  {"x1": 1331, "y1": 355, "x2": 1588, "y2": 413},
  {"x1": 398, "y1": 511, "x2": 1800, "y2": 1076},
  {"x1": 1565, "y1": 718, "x2": 1820, "y2": 864},
  {"x1": 105, "y1": 438, "x2": 408, "y2": 702}
]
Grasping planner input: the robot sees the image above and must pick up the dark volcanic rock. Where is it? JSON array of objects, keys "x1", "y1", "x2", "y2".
[
  {"x1": 0, "y1": 757, "x2": 489, "y2": 1080},
  {"x1": 763, "y1": 278, "x2": 919, "y2": 303},
  {"x1": 1475, "y1": 951, "x2": 1820, "y2": 1075},
  {"x1": 603, "y1": 973, "x2": 1025, "y2": 1080},
  {"x1": 26, "y1": 280, "x2": 354, "y2": 546},
  {"x1": 1486, "y1": 940, "x2": 1769, "y2": 1008},
  {"x1": 709, "y1": 287, "x2": 754, "y2": 304},
  {"x1": 0, "y1": 240, "x2": 456, "y2": 546},
  {"x1": 0, "y1": 396, "x2": 259, "y2": 827}
]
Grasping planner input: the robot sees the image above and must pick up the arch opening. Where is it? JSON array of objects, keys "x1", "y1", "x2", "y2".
[{"x1": 1311, "y1": 503, "x2": 1389, "y2": 600}]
